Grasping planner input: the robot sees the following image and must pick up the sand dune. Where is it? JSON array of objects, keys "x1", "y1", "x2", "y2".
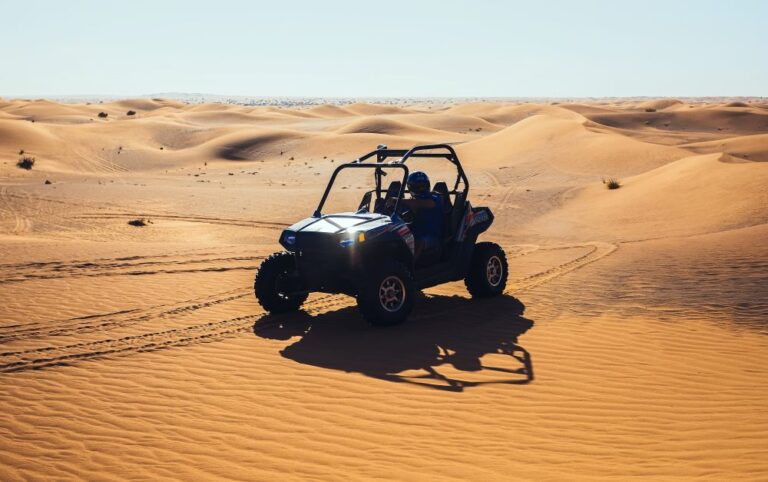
[
  {"x1": 637, "y1": 98, "x2": 685, "y2": 111},
  {"x1": 112, "y1": 98, "x2": 184, "y2": 111},
  {"x1": 458, "y1": 113, "x2": 688, "y2": 176},
  {"x1": 584, "y1": 105, "x2": 768, "y2": 138},
  {"x1": 345, "y1": 102, "x2": 414, "y2": 116},
  {"x1": 334, "y1": 117, "x2": 455, "y2": 138},
  {"x1": 531, "y1": 153, "x2": 768, "y2": 240},
  {"x1": 306, "y1": 104, "x2": 356, "y2": 117},
  {"x1": 388, "y1": 113, "x2": 504, "y2": 133},
  {"x1": 682, "y1": 133, "x2": 768, "y2": 161},
  {"x1": 210, "y1": 129, "x2": 311, "y2": 161},
  {"x1": 1, "y1": 98, "x2": 767, "y2": 480}
]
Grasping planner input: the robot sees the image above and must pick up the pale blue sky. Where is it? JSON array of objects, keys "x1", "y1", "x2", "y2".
[{"x1": 1, "y1": 0, "x2": 766, "y2": 97}]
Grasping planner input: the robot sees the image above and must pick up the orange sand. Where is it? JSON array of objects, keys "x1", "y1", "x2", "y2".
[{"x1": 1, "y1": 98, "x2": 767, "y2": 480}]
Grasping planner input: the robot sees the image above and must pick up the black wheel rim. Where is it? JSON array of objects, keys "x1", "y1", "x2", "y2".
[{"x1": 486, "y1": 255, "x2": 503, "y2": 287}]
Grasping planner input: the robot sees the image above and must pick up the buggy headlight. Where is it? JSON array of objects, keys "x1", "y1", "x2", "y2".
[
  {"x1": 284, "y1": 233, "x2": 296, "y2": 245},
  {"x1": 339, "y1": 231, "x2": 365, "y2": 247}
]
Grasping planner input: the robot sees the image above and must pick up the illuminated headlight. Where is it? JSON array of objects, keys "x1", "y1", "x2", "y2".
[
  {"x1": 284, "y1": 234, "x2": 296, "y2": 245},
  {"x1": 339, "y1": 231, "x2": 365, "y2": 247}
]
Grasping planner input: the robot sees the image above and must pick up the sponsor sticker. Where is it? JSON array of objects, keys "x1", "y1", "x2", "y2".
[{"x1": 395, "y1": 224, "x2": 415, "y2": 254}]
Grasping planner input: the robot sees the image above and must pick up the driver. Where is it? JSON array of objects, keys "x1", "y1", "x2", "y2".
[{"x1": 401, "y1": 171, "x2": 443, "y2": 259}]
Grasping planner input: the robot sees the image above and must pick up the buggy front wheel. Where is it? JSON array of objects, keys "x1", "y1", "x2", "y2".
[
  {"x1": 254, "y1": 252, "x2": 308, "y2": 313},
  {"x1": 357, "y1": 262, "x2": 415, "y2": 326}
]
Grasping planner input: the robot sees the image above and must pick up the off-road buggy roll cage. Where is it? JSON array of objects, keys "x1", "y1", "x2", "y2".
[{"x1": 313, "y1": 144, "x2": 469, "y2": 217}]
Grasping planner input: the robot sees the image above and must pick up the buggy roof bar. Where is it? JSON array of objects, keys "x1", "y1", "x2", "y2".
[
  {"x1": 354, "y1": 144, "x2": 458, "y2": 163},
  {"x1": 353, "y1": 144, "x2": 469, "y2": 192},
  {"x1": 313, "y1": 144, "x2": 470, "y2": 217}
]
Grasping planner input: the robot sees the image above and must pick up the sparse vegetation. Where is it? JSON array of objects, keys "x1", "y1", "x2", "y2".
[
  {"x1": 98, "y1": 112, "x2": 108, "y2": 118},
  {"x1": 603, "y1": 178, "x2": 621, "y2": 190},
  {"x1": 126, "y1": 110, "x2": 136, "y2": 116},
  {"x1": 44, "y1": 179, "x2": 52, "y2": 184},
  {"x1": 19, "y1": 149, "x2": 24, "y2": 155},
  {"x1": 128, "y1": 218, "x2": 152, "y2": 227},
  {"x1": 645, "y1": 108, "x2": 656, "y2": 113},
  {"x1": 17, "y1": 155, "x2": 35, "y2": 170}
]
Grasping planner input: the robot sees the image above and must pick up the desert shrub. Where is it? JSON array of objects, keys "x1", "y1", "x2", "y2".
[
  {"x1": 644, "y1": 108, "x2": 656, "y2": 113},
  {"x1": 98, "y1": 112, "x2": 108, "y2": 118},
  {"x1": 603, "y1": 178, "x2": 621, "y2": 190},
  {"x1": 126, "y1": 110, "x2": 136, "y2": 116},
  {"x1": 17, "y1": 155, "x2": 35, "y2": 170},
  {"x1": 127, "y1": 218, "x2": 152, "y2": 227}
]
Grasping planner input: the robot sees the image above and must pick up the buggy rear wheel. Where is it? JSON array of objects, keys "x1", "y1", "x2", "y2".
[
  {"x1": 357, "y1": 262, "x2": 415, "y2": 326},
  {"x1": 465, "y1": 242, "x2": 508, "y2": 298},
  {"x1": 254, "y1": 252, "x2": 308, "y2": 313}
]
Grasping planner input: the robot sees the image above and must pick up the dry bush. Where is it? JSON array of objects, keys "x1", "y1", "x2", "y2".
[
  {"x1": 17, "y1": 155, "x2": 35, "y2": 170},
  {"x1": 603, "y1": 178, "x2": 621, "y2": 190},
  {"x1": 127, "y1": 218, "x2": 152, "y2": 227}
]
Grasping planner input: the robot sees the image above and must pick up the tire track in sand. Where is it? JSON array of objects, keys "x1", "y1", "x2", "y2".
[
  {"x1": 508, "y1": 242, "x2": 617, "y2": 293},
  {"x1": 74, "y1": 212, "x2": 289, "y2": 230},
  {"x1": 0, "y1": 288, "x2": 252, "y2": 343},
  {"x1": 0, "y1": 294, "x2": 346, "y2": 372},
  {"x1": 0, "y1": 253, "x2": 266, "y2": 284},
  {"x1": 0, "y1": 186, "x2": 33, "y2": 235},
  {"x1": 0, "y1": 242, "x2": 616, "y2": 373}
]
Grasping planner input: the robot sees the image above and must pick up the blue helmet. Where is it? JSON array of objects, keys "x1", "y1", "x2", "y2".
[{"x1": 407, "y1": 171, "x2": 430, "y2": 198}]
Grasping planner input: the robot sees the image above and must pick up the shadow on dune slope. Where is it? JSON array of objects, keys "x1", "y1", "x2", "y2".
[{"x1": 253, "y1": 294, "x2": 534, "y2": 392}]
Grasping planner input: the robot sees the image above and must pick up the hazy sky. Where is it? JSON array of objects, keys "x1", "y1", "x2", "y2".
[{"x1": 2, "y1": 0, "x2": 766, "y2": 97}]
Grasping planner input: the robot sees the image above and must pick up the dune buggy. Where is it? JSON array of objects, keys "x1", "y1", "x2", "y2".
[{"x1": 255, "y1": 144, "x2": 508, "y2": 325}]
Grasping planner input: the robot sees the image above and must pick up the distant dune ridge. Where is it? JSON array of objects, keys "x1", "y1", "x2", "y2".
[{"x1": 1, "y1": 97, "x2": 767, "y2": 480}]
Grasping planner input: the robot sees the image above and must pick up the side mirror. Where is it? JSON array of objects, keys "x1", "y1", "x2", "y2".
[{"x1": 357, "y1": 191, "x2": 372, "y2": 213}]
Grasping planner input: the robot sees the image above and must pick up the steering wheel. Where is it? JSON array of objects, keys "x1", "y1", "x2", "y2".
[{"x1": 382, "y1": 197, "x2": 412, "y2": 221}]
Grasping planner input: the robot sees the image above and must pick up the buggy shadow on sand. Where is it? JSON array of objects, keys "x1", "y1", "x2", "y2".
[
  {"x1": 255, "y1": 144, "x2": 510, "y2": 326},
  {"x1": 253, "y1": 294, "x2": 534, "y2": 392}
]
